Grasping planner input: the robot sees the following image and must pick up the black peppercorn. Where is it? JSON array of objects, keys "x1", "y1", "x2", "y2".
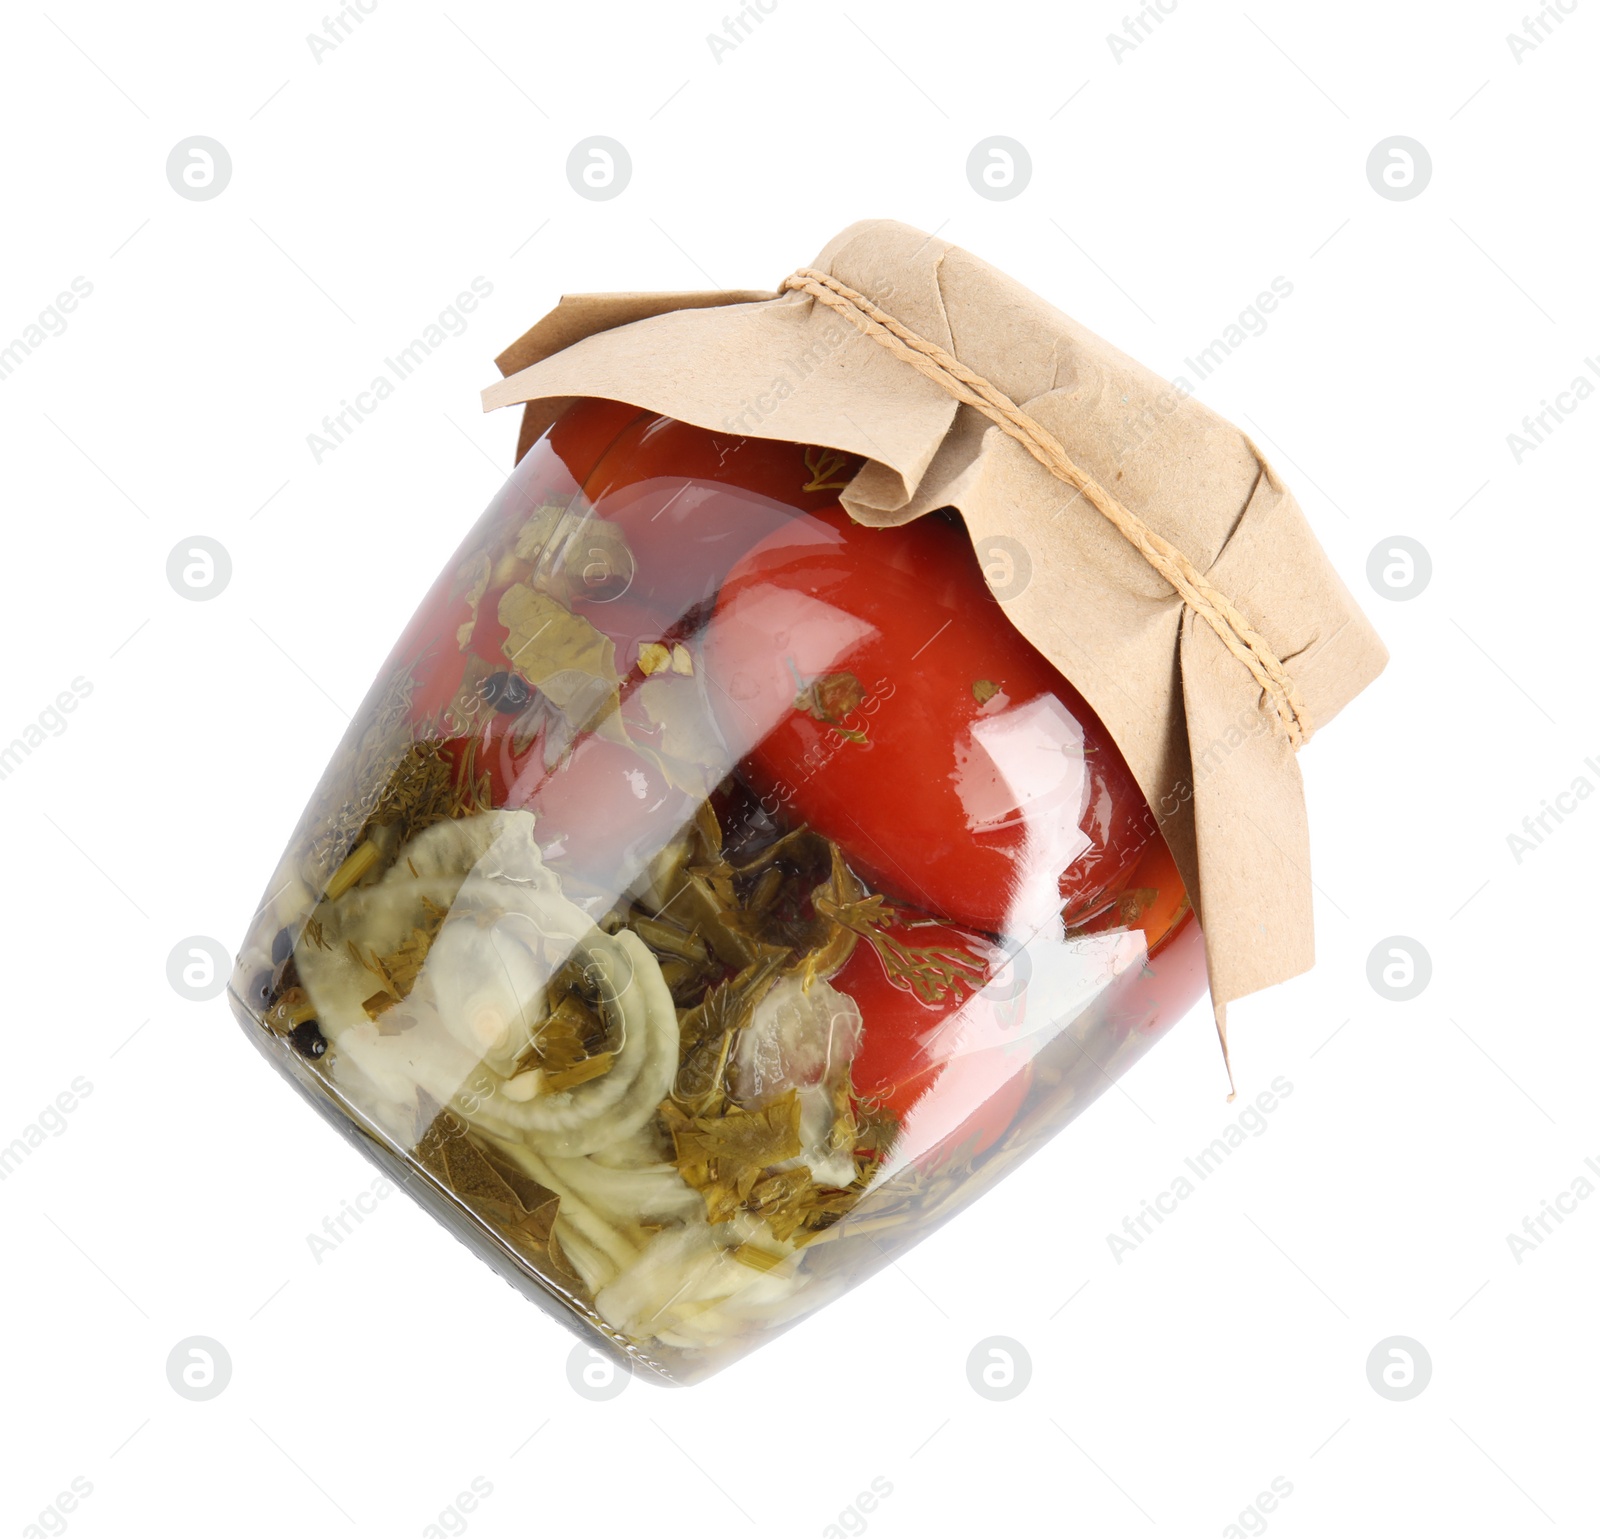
[
  {"x1": 479, "y1": 670, "x2": 534, "y2": 714},
  {"x1": 271, "y1": 927, "x2": 293, "y2": 964},
  {"x1": 247, "y1": 969, "x2": 274, "y2": 1009},
  {"x1": 290, "y1": 1021, "x2": 327, "y2": 1059}
]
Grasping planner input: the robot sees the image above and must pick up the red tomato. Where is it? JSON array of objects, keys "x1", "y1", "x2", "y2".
[
  {"x1": 508, "y1": 734, "x2": 697, "y2": 889},
  {"x1": 435, "y1": 724, "x2": 514, "y2": 809},
  {"x1": 1064, "y1": 819, "x2": 1208, "y2": 1036},
  {"x1": 573, "y1": 415, "x2": 859, "y2": 640},
  {"x1": 836, "y1": 914, "x2": 1033, "y2": 1166},
  {"x1": 547, "y1": 396, "x2": 652, "y2": 480},
  {"x1": 1070, "y1": 819, "x2": 1193, "y2": 950},
  {"x1": 701, "y1": 505, "x2": 1155, "y2": 936}
]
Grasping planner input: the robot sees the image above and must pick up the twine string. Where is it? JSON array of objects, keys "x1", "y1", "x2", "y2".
[{"x1": 780, "y1": 266, "x2": 1314, "y2": 748}]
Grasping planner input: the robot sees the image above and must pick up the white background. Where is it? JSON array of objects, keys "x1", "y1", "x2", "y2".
[{"x1": 2, "y1": 2, "x2": 1596, "y2": 1535}]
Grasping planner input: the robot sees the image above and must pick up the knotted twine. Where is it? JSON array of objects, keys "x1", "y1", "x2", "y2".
[{"x1": 780, "y1": 266, "x2": 1314, "y2": 749}]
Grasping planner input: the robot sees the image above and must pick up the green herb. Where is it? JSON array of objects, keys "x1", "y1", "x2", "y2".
[
  {"x1": 794, "y1": 671, "x2": 868, "y2": 742},
  {"x1": 659, "y1": 1090, "x2": 804, "y2": 1223},
  {"x1": 354, "y1": 894, "x2": 449, "y2": 1021},
  {"x1": 801, "y1": 446, "x2": 853, "y2": 493},
  {"x1": 499, "y1": 584, "x2": 622, "y2": 736},
  {"x1": 673, "y1": 954, "x2": 789, "y2": 1111},
  {"x1": 414, "y1": 1101, "x2": 573, "y2": 1277},
  {"x1": 815, "y1": 881, "x2": 990, "y2": 1006}
]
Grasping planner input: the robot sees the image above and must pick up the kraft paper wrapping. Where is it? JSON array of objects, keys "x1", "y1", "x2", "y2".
[{"x1": 481, "y1": 219, "x2": 1388, "y2": 1062}]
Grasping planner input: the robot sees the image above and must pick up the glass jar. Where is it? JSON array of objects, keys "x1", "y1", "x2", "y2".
[{"x1": 229, "y1": 398, "x2": 1208, "y2": 1384}]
